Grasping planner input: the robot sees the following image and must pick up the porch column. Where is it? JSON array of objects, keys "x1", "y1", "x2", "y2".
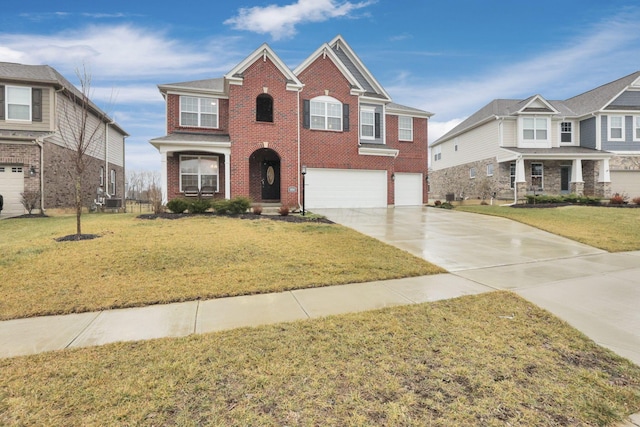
[
  {"x1": 571, "y1": 159, "x2": 583, "y2": 183},
  {"x1": 160, "y1": 150, "x2": 168, "y2": 204},
  {"x1": 225, "y1": 152, "x2": 231, "y2": 200},
  {"x1": 598, "y1": 158, "x2": 611, "y2": 182},
  {"x1": 514, "y1": 157, "x2": 526, "y2": 203}
]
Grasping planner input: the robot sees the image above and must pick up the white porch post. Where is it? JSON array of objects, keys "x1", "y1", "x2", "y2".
[
  {"x1": 515, "y1": 157, "x2": 526, "y2": 183},
  {"x1": 571, "y1": 158, "x2": 583, "y2": 183},
  {"x1": 160, "y1": 150, "x2": 168, "y2": 204},
  {"x1": 599, "y1": 158, "x2": 611, "y2": 182},
  {"x1": 225, "y1": 151, "x2": 231, "y2": 200}
]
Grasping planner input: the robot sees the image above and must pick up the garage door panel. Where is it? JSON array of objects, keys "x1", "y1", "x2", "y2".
[
  {"x1": 395, "y1": 173, "x2": 423, "y2": 206},
  {"x1": 0, "y1": 165, "x2": 25, "y2": 218},
  {"x1": 306, "y1": 168, "x2": 387, "y2": 208},
  {"x1": 611, "y1": 171, "x2": 640, "y2": 198}
]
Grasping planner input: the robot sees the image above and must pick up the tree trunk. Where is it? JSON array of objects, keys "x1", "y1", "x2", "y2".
[{"x1": 75, "y1": 175, "x2": 82, "y2": 236}]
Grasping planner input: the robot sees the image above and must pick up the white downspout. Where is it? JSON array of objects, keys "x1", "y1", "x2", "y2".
[
  {"x1": 105, "y1": 121, "x2": 110, "y2": 197},
  {"x1": 297, "y1": 88, "x2": 301, "y2": 211}
]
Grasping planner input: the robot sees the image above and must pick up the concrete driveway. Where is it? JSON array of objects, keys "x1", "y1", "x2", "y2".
[{"x1": 314, "y1": 206, "x2": 640, "y2": 366}]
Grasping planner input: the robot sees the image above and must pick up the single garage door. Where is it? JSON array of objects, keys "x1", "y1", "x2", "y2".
[
  {"x1": 394, "y1": 172, "x2": 423, "y2": 206},
  {"x1": 610, "y1": 171, "x2": 640, "y2": 198},
  {"x1": 0, "y1": 165, "x2": 25, "y2": 218},
  {"x1": 305, "y1": 168, "x2": 387, "y2": 208}
]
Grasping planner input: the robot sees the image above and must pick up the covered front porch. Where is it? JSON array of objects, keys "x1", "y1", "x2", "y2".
[{"x1": 498, "y1": 147, "x2": 613, "y2": 203}]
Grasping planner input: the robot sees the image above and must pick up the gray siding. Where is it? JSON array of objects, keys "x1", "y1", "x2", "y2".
[
  {"x1": 601, "y1": 115, "x2": 640, "y2": 151},
  {"x1": 580, "y1": 117, "x2": 596, "y2": 149},
  {"x1": 609, "y1": 90, "x2": 640, "y2": 108}
]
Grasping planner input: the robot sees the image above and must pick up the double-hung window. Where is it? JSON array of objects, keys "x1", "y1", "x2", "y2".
[
  {"x1": 560, "y1": 122, "x2": 573, "y2": 144},
  {"x1": 110, "y1": 170, "x2": 116, "y2": 195},
  {"x1": 634, "y1": 116, "x2": 640, "y2": 141},
  {"x1": 510, "y1": 163, "x2": 516, "y2": 189},
  {"x1": 531, "y1": 163, "x2": 543, "y2": 190},
  {"x1": 6, "y1": 86, "x2": 31, "y2": 121},
  {"x1": 523, "y1": 117, "x2": 547, "y2": 140},
  {"x1": 180, "y1": 155, "x2": 219, "y2": 192},
  {"x1": 360, "y1": 107, "x2": 375, "y2": 140},
  {"x1": 180, "y1": 96, "x2": 218, "y2": 128},
  {"x1": 310, "y1": 97, "x2": 342, "y2": 131},
  {"x1": 609, "y1": 115, "x2": 624, "y2": 140},
  {"x1": 433, "y1": 145, "x2": 442, "y2": 162},
  {"x1": 398, "y1": 116, "x2": 413, "y2": 141}
]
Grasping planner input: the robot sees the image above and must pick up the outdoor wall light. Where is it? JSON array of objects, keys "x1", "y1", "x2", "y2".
[
  {"x1": 29, "y1": 166, "x2": 36, "y2": 176},
  {"x1": 391, "y1": 173, "x2": 395, "y2": 181}
]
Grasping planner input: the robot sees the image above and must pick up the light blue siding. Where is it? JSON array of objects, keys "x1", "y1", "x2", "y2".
[{"x1": 580, "y1": 117, "x2": 596, "y2": 149}]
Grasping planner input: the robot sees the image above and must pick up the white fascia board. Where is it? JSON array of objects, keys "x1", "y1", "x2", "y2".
[
  {"x1": 164, "y1": 89, "x2": 229, "y2": 99},
  {"x1": 293, "y1": 43, "x2": 363, "y2": 91},
  {"x1": 386, "y1": 107, "x2": 433, "y2": 119},
  {"x1": 516, "y1": 94, "x2": 559, "y2": 114},
  {"x1": 224, "y1": 43, "x2": 303, "y2": 90},
  {"x1": 150, "y1": 139, "x2": 232, "y2": 153}
]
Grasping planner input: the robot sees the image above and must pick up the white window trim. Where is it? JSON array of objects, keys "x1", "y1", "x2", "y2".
[
  {"x1": 433, "y1": 145, "x2": 441, "y2": 162},
  {"x1": 608, "y1": 115, "x2": 625, "y2": 141},
  {"x1": 469, "y1": 167, "x2": 476, "y2": 179},
  {"x1": 560, "y1": 121, "x2": 574, "y2": 145},
  {"x1": 398, "y1": 115, "x2": 413, "y2": 141},
  {"x1": 110, "y1": 169, "x2": 116, "y2": 195},
  {"x1": 531, "y1": 163, "x2": 544, "y2": 190},
  {"x1": 100, "y1": 166, "x2": 105, "y2": 187},
  {"x1": 634, "y1": 116, "x2": 640, "y2": 142},
  {"x1": 179, "y1": 155, "x2": 220, "y2": 193},
  {"x1": 509, "y1": 163, "x2": 516, "y2": 189},
  {"x1": 486, "y1": 164, "x2": 494, "y2": 176},
  {"x1": 180, "y1": 96, "x2": 219, "y2": 129},
  {"x1": 519, "y1": 116, "x2": 550, "y2": 147},
  {"x1": 5, "y1": 85, "x2": 32, "y2": 122},
  {"x1": 310, "y1": 96, "x2": 342, "y2": 131},
  {"x1": 360, "y1": 107, "x2": 375, "y2": 140}
]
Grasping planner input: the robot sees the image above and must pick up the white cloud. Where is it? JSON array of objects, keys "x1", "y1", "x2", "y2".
[
  {"x1": 428, "y1": 118, "x2": 465, "y2": 145},
  {"x1": 225, "y1": 0, "x2": 375, "y2": 40},
  {"x1": 91, "y1": 85, "x2": 164, "y2": 105}
]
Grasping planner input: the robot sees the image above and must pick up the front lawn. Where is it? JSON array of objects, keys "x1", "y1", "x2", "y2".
[
  {"x1": 0, "y1": 213, "x2": 443, "y2": 320},
  {"x1": 1, "y1": 292, "x2": 639, "y2": 426},
  {"x1": 456, "y1": 205, "x2": 640, "y2": 252}
]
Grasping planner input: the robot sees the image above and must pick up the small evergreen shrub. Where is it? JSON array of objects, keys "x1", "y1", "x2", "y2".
[
  {"x1": 228, "y1": 196, "x2": 251, "y2": 214},
  {"x1": 189, "y1": 199, "x2": 211, "y2": 213},
  {"x1": 166, "y1": 198, "x2": 189, "y2": 214},
  {"x1": 439, "y1": 202, "x2": 454, "y2": 209},
  {"x1": 211, "y1": 199, "x2": 230, "y2": 214}
]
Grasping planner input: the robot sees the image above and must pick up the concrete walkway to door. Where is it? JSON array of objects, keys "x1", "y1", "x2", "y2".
[{"x1": 313, "y1": 207, "x2": 640, "y2": 367}]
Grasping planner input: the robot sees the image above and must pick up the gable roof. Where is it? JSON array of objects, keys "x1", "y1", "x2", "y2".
[
  {"x1": 0, "y1": 62, "x2": 128, "y2": 136},
  {"x1": 563, "y1": 70, "x2": 640, "y2": 116},
  {"x1": 158, "y1": 78, "x2": 225, "y2": 96},
  {"x1": 386, "y1": 102, "x2": 433, "y2": 118}
]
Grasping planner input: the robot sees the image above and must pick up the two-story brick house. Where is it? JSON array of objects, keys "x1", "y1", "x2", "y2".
[
  {"x1": 150, "y1": 35, "x2": 432, "y2": 209},
  {"x1": 0, "y1": 63, "x2": 127, "y2": 217}
]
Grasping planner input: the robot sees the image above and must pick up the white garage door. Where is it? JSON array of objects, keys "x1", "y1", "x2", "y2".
[
  {"x1": 395, "y1": 173, "x2": 423, "y2": 206},
  {"x1": 305, "y1": 168, "x2": 387, "y2": 208},
  {"x1": 611, "y1": 171, "x2": 640, "y2": 198},
  {"x1": 0, "y1": 165, "x2": 25, "y2": 218}
]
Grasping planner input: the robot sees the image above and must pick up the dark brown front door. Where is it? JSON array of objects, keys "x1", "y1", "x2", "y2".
[{"x1": 261, "y1": 161, "x2": 280, "y2": 200}]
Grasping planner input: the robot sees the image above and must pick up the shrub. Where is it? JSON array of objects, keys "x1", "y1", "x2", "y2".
[
  {"x1": 228, "y1": 196, "x2": 251, "y2": 214},
  {"x1": 632, "y1": 197, "x2": 640, "y2": 205},
  {"x1": 278, "y1": 205, "x2": 290, "y2": 216},
  {"x1": 609, "y1": 193, "x2": 627, "y2": 205},
  {"x1": 252, "y1": 204, "x2": 263, "y2": 215},
  {"x1": 439, "y1": 202, "x2": 454, "y2": 209},
  {"x1": 20, "y1": 190, "x2": 40, "y2": 214},
  {"x1": 211, "y1": 199, "x2": 230, "y2": 214},
  {"x1": 166, "y1": 198, "x2": 189, "y2": 214},
  {"x1": 189, "y1": 199, "x2": 211, "y2": 214}
]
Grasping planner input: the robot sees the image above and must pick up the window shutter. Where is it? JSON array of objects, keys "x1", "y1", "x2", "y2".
[
  {"x1": 374, "y1": 112, "x2": 381, "y2": 139},
  {"x1": 343, "y1": 104, "x2": 349, "y2": 131},
  {"x1": 0, "y1": 85, "x2": 4, "y2": 120},
  {"x1": 32, "y1": 88, "x2": 42, "y2": 122},
  {"x1": 303, "y1": 99, "x2": 310, "y2": 129}
]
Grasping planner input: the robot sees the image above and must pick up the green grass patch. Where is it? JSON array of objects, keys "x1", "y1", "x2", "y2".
[
  {"x1": 0, "y1": 214, "x2": 443, "y2": 320},
  {"x1": 456, "y1": 205, "x2": 640, "y2": 252},
  {"x1": 1, "y1": 292, "x2": 639, "y2": 425}
]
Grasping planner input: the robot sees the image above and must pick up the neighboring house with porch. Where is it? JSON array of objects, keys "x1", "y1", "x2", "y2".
[
  {"x1": 150, "y1": 35, "x2": 432, "y2": 209},
  {"x1": 429, "y1": 71, "x2": 640, "y2": 203},
  {"x1": 0, "y1": 63, "x2": 127, "y2": 217}
]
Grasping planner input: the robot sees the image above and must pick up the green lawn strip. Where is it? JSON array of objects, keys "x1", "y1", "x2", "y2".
[
  {"x1": 456, "y1": 205, "x2": 640, "y2": 252},
  {"x1": 1, "y1": 292, "x2": 638, "y2": 426},
  {"x1": 0, "y1": 214, "x2": 443, "y2": 320}
]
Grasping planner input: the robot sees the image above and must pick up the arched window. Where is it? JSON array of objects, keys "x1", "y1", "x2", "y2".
[{"x1": 256, "y1": 94, "x2": 273, "y2": 122}]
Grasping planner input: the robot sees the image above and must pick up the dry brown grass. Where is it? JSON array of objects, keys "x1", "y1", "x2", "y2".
[
  {"x1": 456, "y1": 205, "x2": 640, "y2": 252},
  {"x1": 0, "y1": 213, "x2": 443, "y2": 320},
  {"x1": 1, "y1": 292, "x2": 639, "y2": 426}
]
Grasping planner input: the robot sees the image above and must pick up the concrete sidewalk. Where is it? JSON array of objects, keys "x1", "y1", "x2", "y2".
[{"x1": 0, "y1": 273, "x2": 491, "y2": 359}]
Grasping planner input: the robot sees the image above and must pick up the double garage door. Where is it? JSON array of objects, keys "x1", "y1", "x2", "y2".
[
  {"x1": 304, "y1": 168, "x2": 423, "y2": 208},
  {"x1": 0, "y1": 165, "x2": 25, "y2": 217},
  {"x1": 610, "y1": 171, "x2": 640, "y2": 198}
]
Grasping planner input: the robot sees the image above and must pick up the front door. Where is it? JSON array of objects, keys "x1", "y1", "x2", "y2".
[
  {"x1": 560, "y1": 166, "x2": 571, "y2": 193},
  {"x1": 261, "y1": 161, "x2": 280, "y2": 200}
]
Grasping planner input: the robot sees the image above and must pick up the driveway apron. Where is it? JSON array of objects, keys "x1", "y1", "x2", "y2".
[{"x1": 314, "y1": 207, "x2": 640, "y2": 366}]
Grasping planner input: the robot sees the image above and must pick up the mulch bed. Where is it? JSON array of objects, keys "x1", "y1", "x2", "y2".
[
  {"x1": 137, "y1": 212, "x2": 334, "y2": 224},
  {"x1": 512, "y1": 203, "x2": 640, "y2": 209}
]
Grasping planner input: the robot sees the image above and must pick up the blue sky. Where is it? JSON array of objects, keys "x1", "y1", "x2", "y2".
[{"x1": 2, "y1": 0, "x2": 640, "y2": 173}]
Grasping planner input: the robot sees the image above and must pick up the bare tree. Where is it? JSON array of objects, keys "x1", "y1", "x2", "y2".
[{"x1": 58, "y1": 66, "x2": 108, "y2": 237}]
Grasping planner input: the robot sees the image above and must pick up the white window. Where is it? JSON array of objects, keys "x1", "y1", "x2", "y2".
[
  {"x1": 486, "y1": 163, "x2": 494, "y2": 176},
  {"x1": 634, "y1": 116, "x2": 640, "y2": 141},
  {"x1": 609, "y1": 115, "x2": 624, "y2": 140},
  {"x1": 469, "y1": 167, "x2": 476, "y2": 179},
  {"x1": 531, "y1": 163, "x2": 543, "y2": 189},
  {"x1": 310, "y1": 96, "x2": 342, "y2": 131},
  {"x1": 560, "y1": 122, "x2": 573, "y2": 144},
  {"x1": 398, "y1": 116, "x2": 413, "y2": 141},
  {"x1": 110, "y1": 170, "x2": 116, "y2": 195},
  {"x1": 6, "y1": 86, "x2": 31, "y2": 121},
  {"x1": 100, "y1": 166, "x2": 104, "y2": 187},
  {"x1": 523, "y1": 117, "x2": 548, "y2": 140},
  {"x1": 180, "y1": 155, "x2": 219, "y2": 192},
  {"x1": 180, "y1": 96, "x2": 218, "y2": 128},
  {"x1": 433, "y1": 145, "x2": 441, "y2": 162},
  {"x1": 510, "y1": 163, "x2": 516, "y2": 189},
  {"x1": 360, "y1": 107, "x2": 375, "y2": 140}
]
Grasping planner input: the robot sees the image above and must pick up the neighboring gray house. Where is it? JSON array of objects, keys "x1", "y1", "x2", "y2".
[
  {"x1": 429, "y1": 71, "x2": 640, "y2": 202},
  {"x1": 0, "y1": 63, "x2": 127, "y2": 217}
]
